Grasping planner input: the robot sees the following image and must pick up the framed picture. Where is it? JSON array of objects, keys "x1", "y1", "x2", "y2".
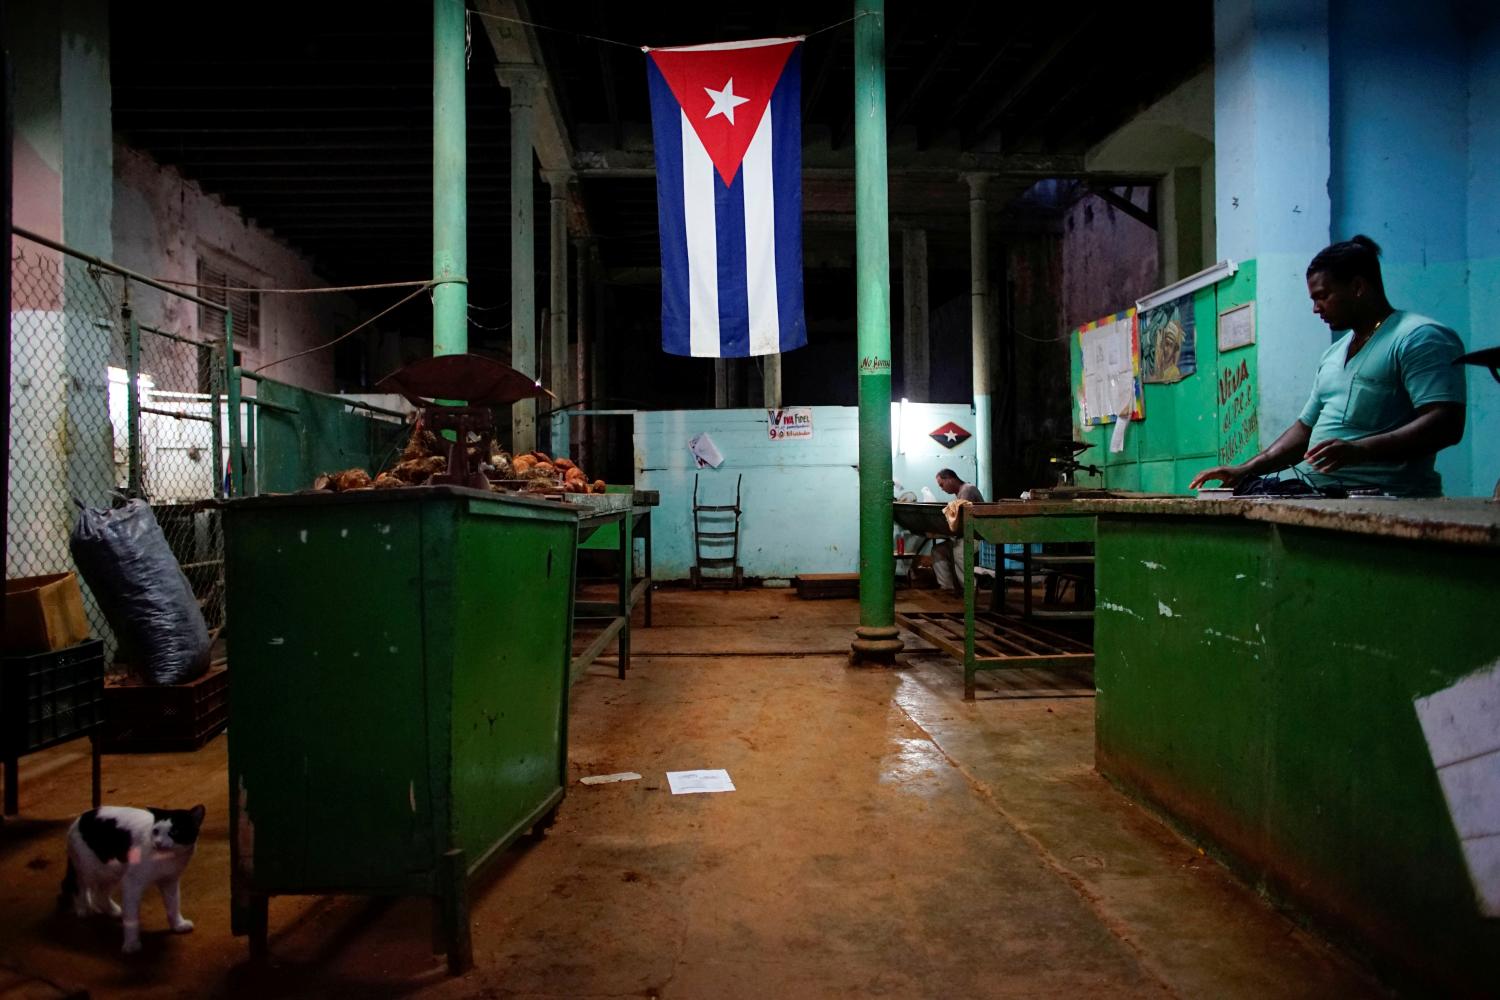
[{"x1": 1217, "y1": 301, "x2": 1256, "y2": 353}]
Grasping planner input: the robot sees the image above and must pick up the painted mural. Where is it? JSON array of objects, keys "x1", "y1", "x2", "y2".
[{"x1": 1138, "y1": 293, "x2": 1197, "y2": 384}]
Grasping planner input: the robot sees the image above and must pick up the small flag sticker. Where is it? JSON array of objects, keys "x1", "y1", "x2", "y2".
[{"x1": 930, "y1": 421, "x2": 971, "y2": 449}]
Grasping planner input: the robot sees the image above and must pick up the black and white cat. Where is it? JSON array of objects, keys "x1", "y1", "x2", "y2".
[{"x1": 59, "y1": 804, "x2": 206, "y2": 953}]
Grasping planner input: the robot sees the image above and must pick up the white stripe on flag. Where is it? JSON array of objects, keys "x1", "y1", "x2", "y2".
[
  {"x1": 742, "y1": 110, "x2": 779, "y2": 356},
  {"x1": 680, "y1": 109, "x2": 720, "y2": 358}
]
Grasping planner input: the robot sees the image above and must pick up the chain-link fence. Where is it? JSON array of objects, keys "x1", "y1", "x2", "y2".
[
  {"x1": 9, "y1": 233, "x2": 229, "y2": 666},
  {"x1": 131, "y1": 320, "x2": 228, "y2": 633}
]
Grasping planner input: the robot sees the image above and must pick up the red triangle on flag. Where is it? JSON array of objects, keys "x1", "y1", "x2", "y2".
[{"x1": 648, "y1": 39, "x2": 799, "y2": 186}]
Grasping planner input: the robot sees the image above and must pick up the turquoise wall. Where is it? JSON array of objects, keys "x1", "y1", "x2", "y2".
[
  {"x1": 1213, "y1": 0, "x2": 1331, "y2": 447},
  {"x1": 1469, "y1": 16, "x2": 1500, "y2": 492},
  {"x1": 1215, "y1": 0, "x2": 1500, "y2": 495},
  {"x1": 1330, "y1": 0, "x2": 1475, "y2": 495},
  {"x1": 635, "y1": 403, "x2": 979, "y2": 580}
]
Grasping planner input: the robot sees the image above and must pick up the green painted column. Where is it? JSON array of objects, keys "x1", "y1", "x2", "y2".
[
  {"x1": 432, "y1": 0, "x2": 467, "y2": 357},
  {"x1": 505, "y1": 70, "x2": 539, "y2": 453},
  {"x1": 850, "y1": 0, "x2": 902, "y2": 664}
]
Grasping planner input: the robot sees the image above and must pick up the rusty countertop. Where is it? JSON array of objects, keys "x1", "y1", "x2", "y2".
[{"x1": 969, "y1": 495, "x2": 1500, "y2": 549}]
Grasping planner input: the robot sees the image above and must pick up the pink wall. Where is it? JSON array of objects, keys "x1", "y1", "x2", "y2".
[
  {"x1": 1061, "y1": 190, "x2": 1160, "y2": 330},
  {"x1": 10, "y1": 136, "x2": 63, "y2": 311}
]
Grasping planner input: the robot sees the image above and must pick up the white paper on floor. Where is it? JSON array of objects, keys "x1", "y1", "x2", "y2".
[
  {"x1": 666, "y1": 769, "x2": 736, "y2": 795},
  {"x1": 579, "y1": 772, "x2": 642, "y2": 785}
]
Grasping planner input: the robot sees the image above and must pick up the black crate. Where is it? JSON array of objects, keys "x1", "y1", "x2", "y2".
[
  {"x1": 100, "y1": 664, "x2": 229, "y2": 753},
  {"x1": 0, "y1": 639, "x2": 106, "y2": 756}
]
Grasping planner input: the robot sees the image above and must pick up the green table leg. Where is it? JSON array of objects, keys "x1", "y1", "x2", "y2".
[
  {"x1": 964, "y1": 513, "x2": 977, "y2": 700},
  {"x1": 617, "y1": 514, "x2": 632, "y2": 679}
]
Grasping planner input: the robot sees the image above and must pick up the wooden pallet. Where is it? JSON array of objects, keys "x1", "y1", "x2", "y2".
[
  {"x1": 795, "y1": 573, "x2": 859, "y2": 600},
  {"x1": 898, "y1": 610, "x2": 1094, "y2": 698}
]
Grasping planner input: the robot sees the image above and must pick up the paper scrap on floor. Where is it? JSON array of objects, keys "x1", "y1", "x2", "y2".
[
  {"x1": 580, "y1": 772, "x2": 641, "y2": 785},
  {"x1": 666, "y1": 769, "x2": 735, "y2": 795}
]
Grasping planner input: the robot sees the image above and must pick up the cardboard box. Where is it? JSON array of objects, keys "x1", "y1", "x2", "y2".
[{"x1": 4, "y1": 573, "x2": 91, "y2": 653}]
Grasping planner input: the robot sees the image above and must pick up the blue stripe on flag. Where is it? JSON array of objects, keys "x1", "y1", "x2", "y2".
[
  {"x1": 714, "y1": 167, "x2": 750, "y2": 358},
  {"x1": 769, "y1": 47, "x2": 806, "y2": 353},
  {"x1": 647, "y1": 58, "x2": 691, "y2": 356}
]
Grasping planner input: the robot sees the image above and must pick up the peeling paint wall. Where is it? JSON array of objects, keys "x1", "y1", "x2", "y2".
[
  {"x1": 112, "y1": 146, "x2": 355, "y2": 392},
  {"x1": 1061, "y1": 191, "x2": 1159, "y2": 334}
]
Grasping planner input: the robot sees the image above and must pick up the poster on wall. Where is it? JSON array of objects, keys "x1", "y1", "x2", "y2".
[
  {"x1": 1076, "y1": 309, "x2": 1144, "y2": 426},
  {"x1": 1138, "y1": 293, "x2": 1197, "y2": 384},
  {"x1": 767, "y1": 407, "x2": 813, "y2": 440},
  {"x1": 1218, "y1": 301, "x2": 1256, "y2": 352}
]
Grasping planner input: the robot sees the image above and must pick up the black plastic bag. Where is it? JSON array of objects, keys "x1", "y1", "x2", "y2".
[{"x1": 69, "y1": 499, "x2": 211, "y2": 685}]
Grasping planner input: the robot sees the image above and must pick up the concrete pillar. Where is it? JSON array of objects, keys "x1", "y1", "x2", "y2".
[
  {"x1": 589, "y1": 243, "x2": 607, "y2": 470},
  {"x1": 901, "y1": 227, "x2": 930, "y2": 402},
  {"x1": 574, "y1": 236, "x2": 591, "y2": 471},
  {"x1": 1214, "y1": 0, "x2": 1331, "y2": 445},
  {"x1": 763, "y1": 353, "x2": 783, "y2": 409},
  {"x1": 546, "y1": 172, "x2": 571, "y2": 458},
  {"x1": 714, "y1": 359, "x2": 729, "y2": 408},
  {"x1": 500, "y1": 68, "x2": 539, "y2": 453},
  {"x1": 966, "y1": 173, "x2": 994, "y2": 500},
  {"x1": 1157, "y1": 167, "x2": 1205, "y2": 285}
]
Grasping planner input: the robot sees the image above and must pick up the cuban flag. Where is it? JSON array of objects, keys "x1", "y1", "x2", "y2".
[{"x1": 645, "y1": 37, "x2": 806, "y2": 358}]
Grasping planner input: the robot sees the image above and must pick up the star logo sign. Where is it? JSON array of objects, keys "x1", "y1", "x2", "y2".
[
  {"x1": 929, "y1": 421, "x2": 971, "y2": 449},
  {"x1": 703, "y1": 78, "x2": 751, "y2": 125}
]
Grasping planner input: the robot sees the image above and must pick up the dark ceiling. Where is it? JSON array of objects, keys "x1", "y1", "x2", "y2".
[{"x1": 110, "y1": 1, "x2": 1210, "y2": 363}]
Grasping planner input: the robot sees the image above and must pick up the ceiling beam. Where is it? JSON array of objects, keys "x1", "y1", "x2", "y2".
[
  {"x1": 572, "y1": 147, "x2": 1090, "y2": 178},
  {"x1": 1091, "y1": 185, "x2": 1158, "y2": 230}
]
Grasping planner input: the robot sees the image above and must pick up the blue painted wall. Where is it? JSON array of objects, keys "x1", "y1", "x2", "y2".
[
  {"x1": 1214, "y1": 0, "x2": 1499, "y2": 494},
  {"x1": 1330, "y1": 0, "x2": 1475, "y2": 495},
  {"x1": 1468, "y1": 15, "x2": 1500, "y2": 492},
  {"x1": 1214, "y1": 0, "x2": 1331, "y2": 444},
  {"x1": 635, "y1": 403, "x2": 978, "y2": 580}
]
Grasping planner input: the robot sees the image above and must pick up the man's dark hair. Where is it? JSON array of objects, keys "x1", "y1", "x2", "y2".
[
  {"x1": 936, "y1": 468, "x2": 959, "y2": 480},
  {"x1": 1307, "y1": 234, "x2": 1384, "y2": 292}
]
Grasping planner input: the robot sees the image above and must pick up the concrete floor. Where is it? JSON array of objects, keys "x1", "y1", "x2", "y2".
[{"x1": 0, "y1": 588, "x2": 1383, "y2": 999}]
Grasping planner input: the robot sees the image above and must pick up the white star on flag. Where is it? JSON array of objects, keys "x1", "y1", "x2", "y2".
[
  {"x1": 944, "y1": 429, "x2": 959, "y2": 442},
  {"x1": 703, "y1": 78, "x2": 751, "y2": 125}
]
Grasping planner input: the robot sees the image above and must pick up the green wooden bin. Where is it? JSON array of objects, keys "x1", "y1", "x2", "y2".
[{"x1": 223, "y1": 486, "x2": 580, "y2": 971}]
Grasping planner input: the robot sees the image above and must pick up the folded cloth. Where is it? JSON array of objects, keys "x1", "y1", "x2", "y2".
[{"x1": 943, "y1": 497, "x2": 972, "y2": 533}]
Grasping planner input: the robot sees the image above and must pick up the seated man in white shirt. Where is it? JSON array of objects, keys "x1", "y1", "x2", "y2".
[{"x1": 930, "y1": 469, "x2": 983, "y2": 594}]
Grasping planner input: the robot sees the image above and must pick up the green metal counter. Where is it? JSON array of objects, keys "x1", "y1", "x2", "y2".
[
  {"x1": 1081, "y1": 496, "x2": 1500, "y2": 995},
  {"x1": 962, "y1": 503, "x2": 1096, "y2": 699},
  {"x1": 223, "y1": 486, "x2": 582, "y2": 971}
]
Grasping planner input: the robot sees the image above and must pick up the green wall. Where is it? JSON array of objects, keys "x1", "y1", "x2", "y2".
[
  {"x1": 254, "y1": 379, "x2": 407, "y2": 495},
  {"x1": 1072, "y1": 261, "x2": 1259, "y2": 493},
  {"x1": 1094, "y1": 515, "x2": 1500, "y2": 994}
]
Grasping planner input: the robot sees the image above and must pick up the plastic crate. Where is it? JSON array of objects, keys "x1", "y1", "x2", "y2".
[
  {"x1": 0, "y1": 639, "x2": 105, "y2": 757},
  {"x1": 100, "y1": 664, "x2": 229, "y2": 753},
  {"x1": 977, "y1": 541, "x2": 1029, "y2": 573}
]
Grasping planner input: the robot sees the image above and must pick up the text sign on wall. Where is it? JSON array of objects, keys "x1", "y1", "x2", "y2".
[
  {"x1": 1218, "y1": 357, "x2": 1258, "y2": 464},
  {"x1": 767, "y1": 407, "x2": 813, "y2": 441}
]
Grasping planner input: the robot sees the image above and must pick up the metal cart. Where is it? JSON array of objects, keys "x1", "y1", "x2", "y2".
[{"x1": 224, "y1": 486, "x2": 580, "y2": 971}]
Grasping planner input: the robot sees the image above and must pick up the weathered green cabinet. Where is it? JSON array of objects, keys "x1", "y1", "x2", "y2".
[{"x1": 223, "y1": 487, "x2": 579, "y2": 971}]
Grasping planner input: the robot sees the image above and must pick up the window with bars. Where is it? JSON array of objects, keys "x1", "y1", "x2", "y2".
[{"x1": 197, "y1": 257, "x2": 260, "y2": 349}]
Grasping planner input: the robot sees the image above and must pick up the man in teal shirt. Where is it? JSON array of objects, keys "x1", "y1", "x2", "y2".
[{"x1": 1191, "y1": 236, "x2": 1467, "y2": 497}]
